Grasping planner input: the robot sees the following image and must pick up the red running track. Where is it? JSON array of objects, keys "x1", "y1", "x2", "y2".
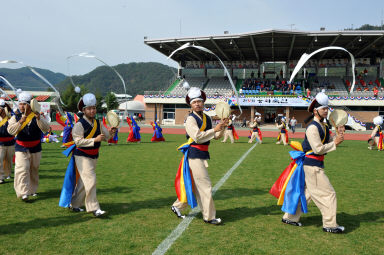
[{"x1": 51, "y1": 125, "x2": 369, "y2": 141}]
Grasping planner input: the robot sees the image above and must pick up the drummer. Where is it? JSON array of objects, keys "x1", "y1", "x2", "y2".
[
  {"x1": 368, "y1": 116, "x2": 383, "y2": 150},
  {"x1": 69, "y1": 93, "x2": 116, "y2": 216},
  {"x1": 248, "y1": 119, "x2": 262, "y2": 144},
  {"x1": 7, "y1": 92, "x2": 50, "y2": 201},
  {"x1": 276, "y1": 116, "x2": 288, "y2": 145},
  {"x1": 279, "y1": 92, "x2": 346, "y2": 233},
  {"x1": 0, "y1": 99, "x2": 15, "y2": 184},
  {"x1": 171, "y1": 87, "x2": 227, "y2": 225}
]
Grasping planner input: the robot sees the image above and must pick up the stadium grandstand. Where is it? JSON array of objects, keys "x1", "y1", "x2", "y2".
[{"x1": 144, "y1": 29, "x2": 384, "y2": 130}]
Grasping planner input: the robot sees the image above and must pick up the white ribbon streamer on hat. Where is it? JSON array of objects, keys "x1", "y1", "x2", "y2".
[
  {"x1": 0, "y1": 60, "x2": 65, "y2": 114},
  {"x1": 288, "y1": 46, "x2": 356, "y2": 93},
  {"x1": 66, "y1": 53, "x2": 127, "y2": 101},
  {"x1": 168, "y1": 42, "x2": 242, "y2": 115},
  {"x1": 0, "y1": 75, "x2": 20, "y2": 108}
]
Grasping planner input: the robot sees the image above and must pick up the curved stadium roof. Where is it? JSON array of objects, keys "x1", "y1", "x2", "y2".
[{"x1": 145, "y1": 29, "x2": 384, "y2": 63}]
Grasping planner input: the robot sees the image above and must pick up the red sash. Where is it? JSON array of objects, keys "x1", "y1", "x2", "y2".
[
  {"x1": 0, "y1": 136, "x2": 15, "y2": 142},
  {"x1": 191, "y1": 144, "x2": 209, "y2": 151},
  {"x1": 16, "y1": 140, "x2": 40, "y2": 148},
  {"x1": 77, "y1": 148, "x2": 100, "y2": 156},
  {"x1": 378, "y1": 132, "x2": 383, "y2": 150},
  {"x1": 305, "y1": 154, "x2": 324, "y2": 161}
]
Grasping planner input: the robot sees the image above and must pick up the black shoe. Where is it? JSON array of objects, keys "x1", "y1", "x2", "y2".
[
  {"x1": 171, "y1": 206, "x2": 185, "y2": 219},
  {"x1": 282, "y1": 218, "x2": 302, "y2": 227},
  {"x1": 323, "y1": 226, "x2": 345, "y2": 234},
  {"x1": 70, "y1": 206, "x2": 84, "y2": 212},
  {"x1": 204, "y1": 218, "x2": 222, "y2": 225}
]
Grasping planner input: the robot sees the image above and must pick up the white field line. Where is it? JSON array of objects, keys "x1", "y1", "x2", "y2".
[{"x1": 152, "y1": 142, "x2": 258, "y2": 255}]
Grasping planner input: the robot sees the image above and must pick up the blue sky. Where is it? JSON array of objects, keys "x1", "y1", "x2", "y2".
[{"x1": 1, "y1": 0, "x2": 383, "y2": 74}]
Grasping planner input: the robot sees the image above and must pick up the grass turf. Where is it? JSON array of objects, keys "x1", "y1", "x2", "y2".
[{"x1": 0, "y1": 133, "x2": 383, "y2": 255}]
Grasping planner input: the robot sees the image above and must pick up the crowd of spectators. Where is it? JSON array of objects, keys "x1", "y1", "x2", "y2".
[
  {"x1": 312, "y1": 78, "x2": 336, "y2": 90},
  {"x1": 345, "y1": 77, "x2": 383, "y2": 96},
  {"x1": 240, "y1": 78, "x2": 303, "y2": 95}
]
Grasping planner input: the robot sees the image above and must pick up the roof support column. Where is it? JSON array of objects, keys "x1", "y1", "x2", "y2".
[
  {"x1": 345, "y1": 61, "x2": 349, "y2": 77},
  {"x1": 178, "y1": 63, "x2": 182, "y2": 78}
]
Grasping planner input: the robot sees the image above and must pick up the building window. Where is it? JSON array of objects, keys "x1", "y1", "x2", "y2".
[
  {"x1": 163, "y1": 112, "x2": 175, "y2": 120},
  {"x1": 163, "y1": 104, "x2": 176, "y2": 120}
]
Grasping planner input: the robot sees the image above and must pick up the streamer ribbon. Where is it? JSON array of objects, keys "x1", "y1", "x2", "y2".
[
  {"x1": 67, "y1": 53, "x2": 127, "y2": 102},
  {"x1": 288, "y1": 46, "x2": 356, "y2": 93},
  {"x1": 167, "y1": 43, "x2": 242, "y2": 115}
]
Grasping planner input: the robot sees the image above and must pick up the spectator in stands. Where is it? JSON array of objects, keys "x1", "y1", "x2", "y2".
[
  {"x1": 257, "y1": 70, "x2": 260, "y2": 78},
  {"x1": 369, "y1": 80, "x2": 373, "y2": 85},
  {"x1": 306, "y1": 88, "x2": 311, "y2": 98},
  {"x1": 374, "y1": 87, "x2": 379, "y2": 98},
  {"x1": 262, "y1": 72, "x2": 266, "y2": 79},
  {"x1": 251, "y1": 71, "x2": 254, "y2": 78},
  {"x1": 346, "y1": 79, "x2": 351, "y2": 87},
  {"x1": 356, "y1": 87, "x2": 362, "y2": 92},
  {"x1": 364, "y1": 68, "x2": 368, "y2": 76},
  {"x1": 364, "y1": 87, "x2": 369, "y2": 92},
  {"x1": 280, "y1": 69, "x2": 283, "y2": 78}
]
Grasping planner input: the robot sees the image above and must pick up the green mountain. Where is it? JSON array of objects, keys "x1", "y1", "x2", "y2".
[
  {"x1": 0, "y1": 67, "x2": 66, "y2": 91},
  {"x1": 57, "y1": 62, "x2": 177, "y2": 97}
]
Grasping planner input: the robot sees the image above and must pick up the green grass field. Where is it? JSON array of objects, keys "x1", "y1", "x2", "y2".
[{"x1": 0, "y1": 134, "x2": 383, "y2": 255}]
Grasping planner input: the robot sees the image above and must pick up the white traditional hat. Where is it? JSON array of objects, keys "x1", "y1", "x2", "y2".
[
  {"x1": 77, "y1": 93, "x2": 97, "y2": 111},
  {"x1": 308, "y1": 92, "x2": 328, "y2": 112},
  {"x1": 18, "y1": 91, "x2": 32, "y2": 104},
  {"x1": 0, "y1": 99, "x2": 5, "y2": 108},
  {"x1": 373, "y1": 116, "x2": 383, "y2": 126},
  {"x1": 186, "y1": 87, "x2": 206, "y2": 105}
]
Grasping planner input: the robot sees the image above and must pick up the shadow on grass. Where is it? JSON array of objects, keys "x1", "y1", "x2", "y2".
[
  {"x1": 0, "y1": 213, "x2": 94, "y2": 235},
  {"x1": 39, "y1": 168, "x2": 66, "y2": 173},
  {"x1": 214, "y1": 205, "x2": 282, "y2": 223},
  {"x1": 39, "y1": 174, "x2": 64, "y2": 180},
  {"x1": 102, "y1": 188, "x2": 266, "y2": 217},
  {"x1": 215, "y1": 188, "x2": 267, "y2": 200},
  {"x1": 302, "y1": 211, "x2": 384, "y2": 233},
  {"x1": 31, "y1": 186, "x2": 133, "y2": 202},
  {"x1": 103, "y1": 196, "x2": 175, "y2": 216}
]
